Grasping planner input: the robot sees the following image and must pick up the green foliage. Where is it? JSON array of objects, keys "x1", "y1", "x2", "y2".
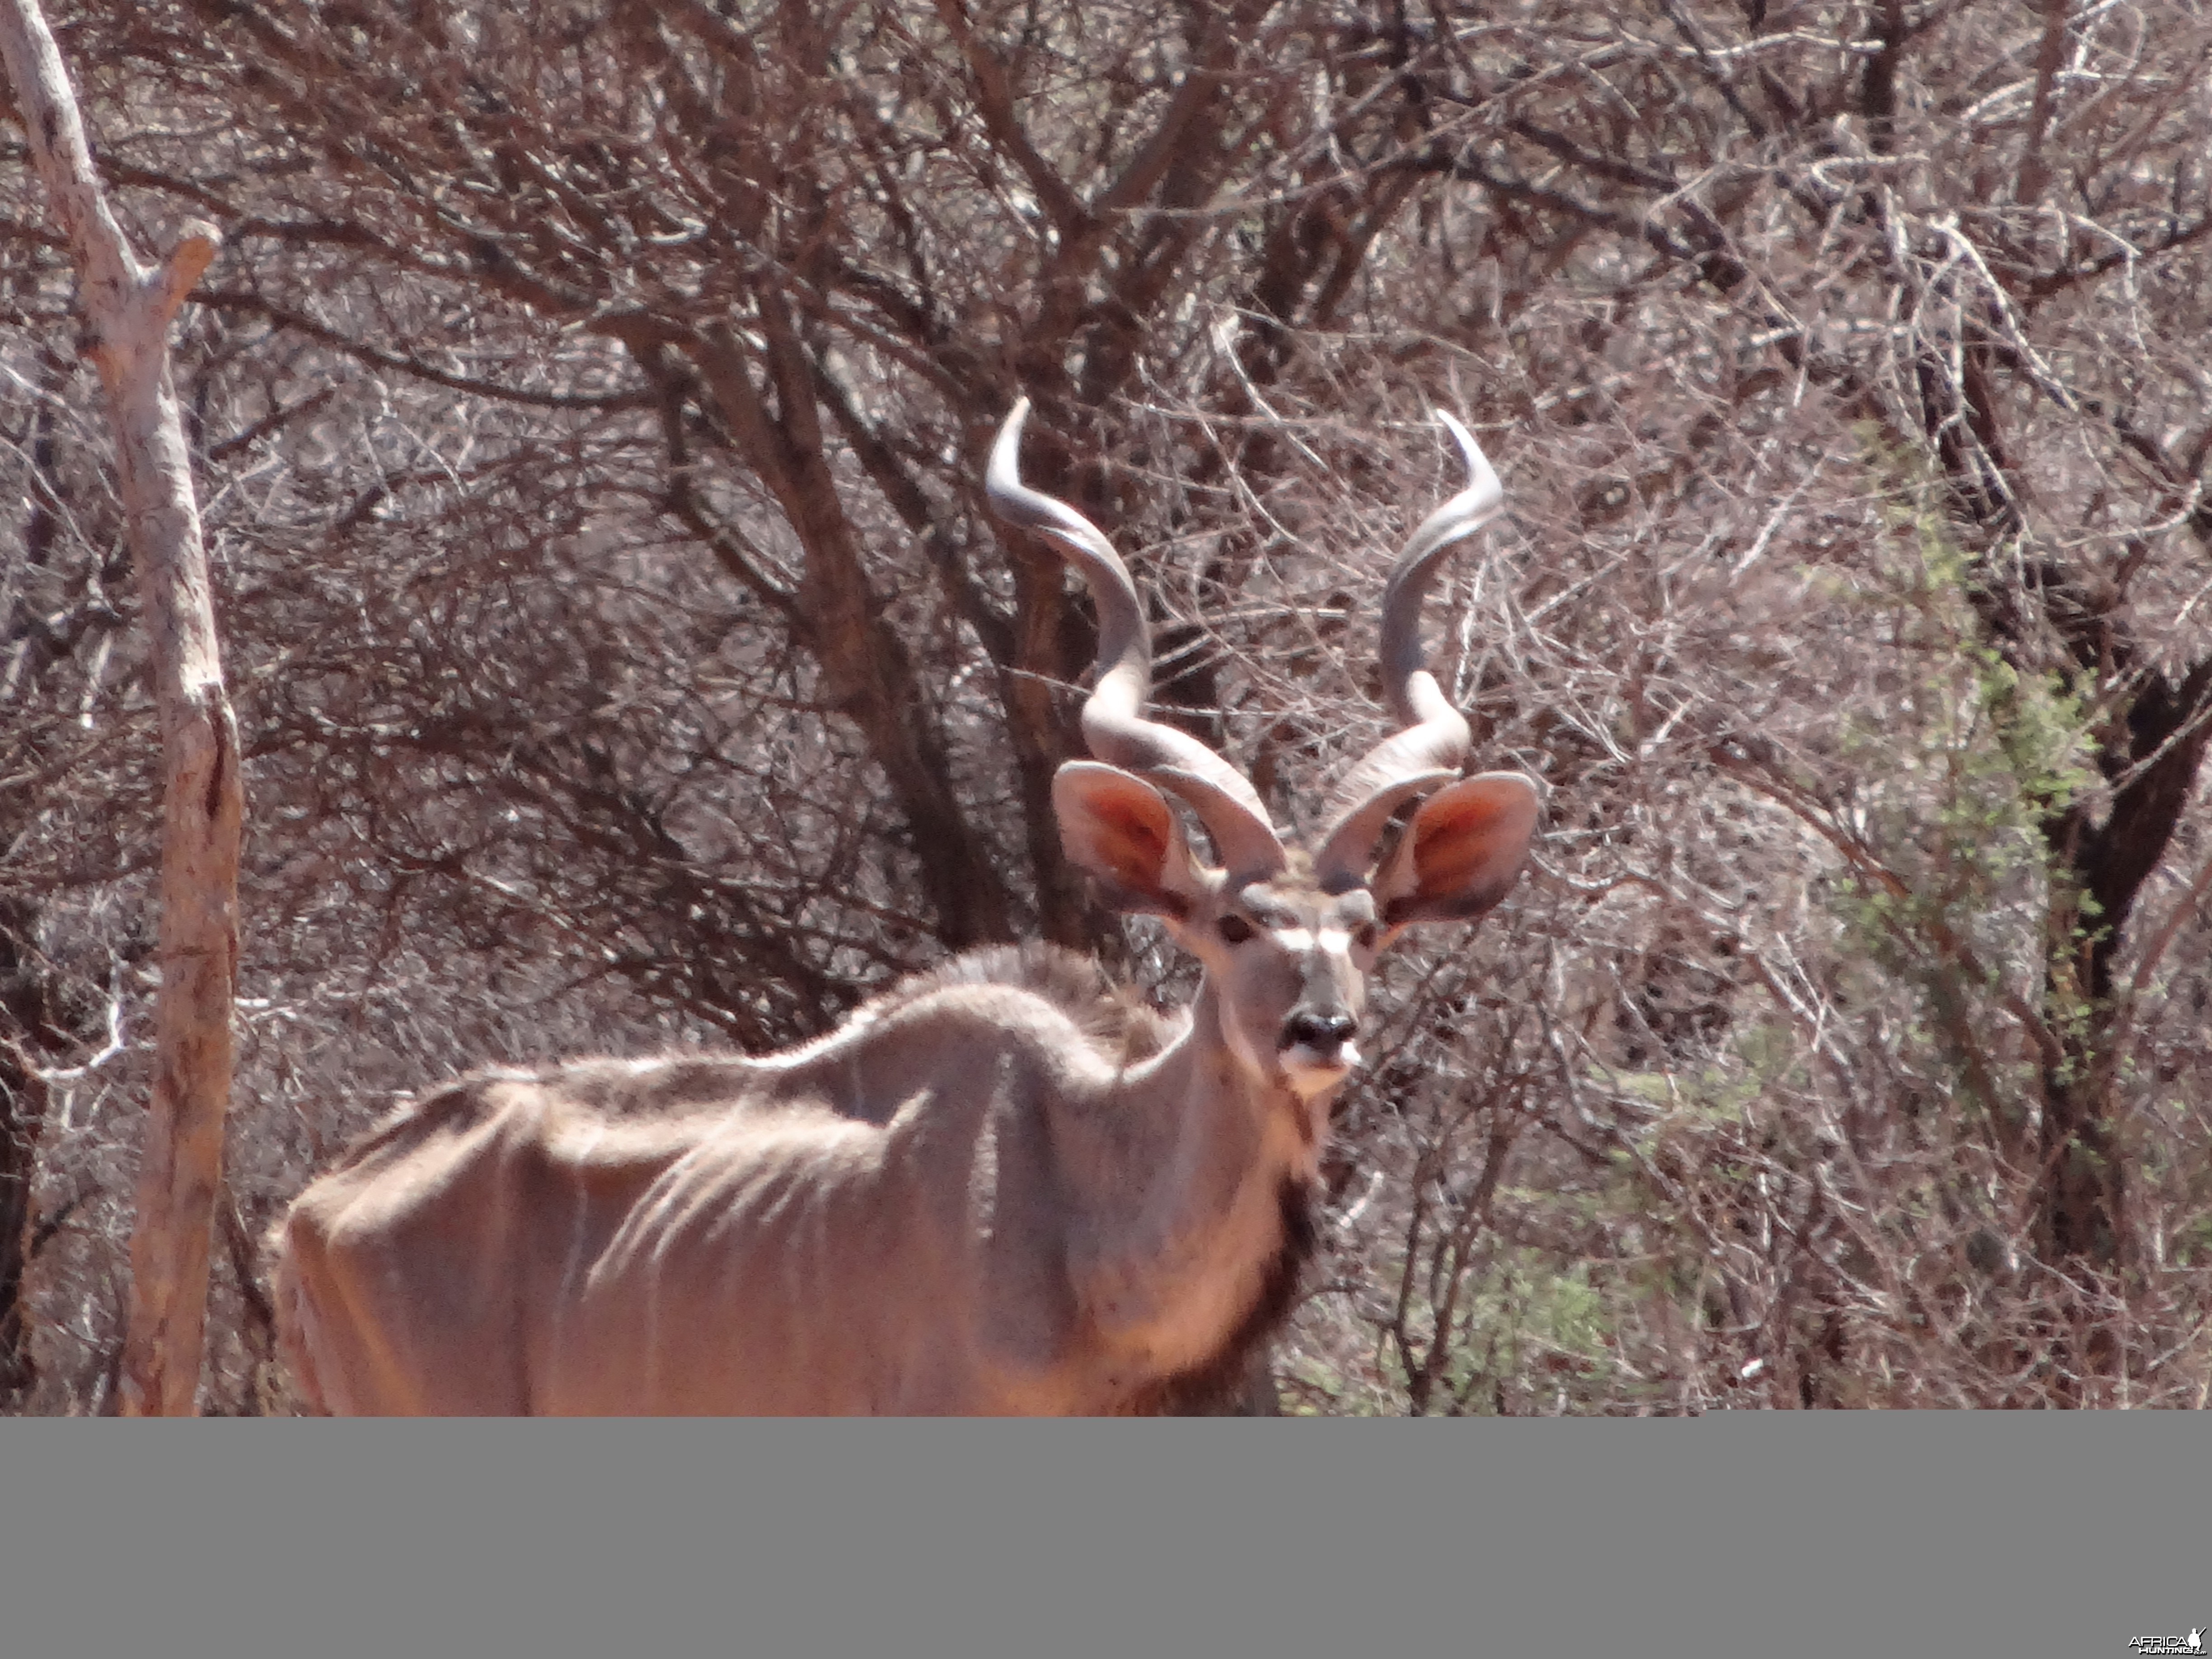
[
  {"x1": 1823, "y1": 457, "x2": 2103, "y2": 1104},
  {"x1": 1389, "y1": 1248, "x2": 1644, "y2": 1416}
]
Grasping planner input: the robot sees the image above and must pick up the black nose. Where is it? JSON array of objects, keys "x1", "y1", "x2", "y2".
[{"x1": 1283, "y1": 1012, "x2": 1357, "y2": 1053}]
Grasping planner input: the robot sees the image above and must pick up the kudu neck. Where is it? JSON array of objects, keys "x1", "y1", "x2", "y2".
[
  {"x1": 1047, "y1": 972, "x2": 1325, "y2": 1374},
  {"x1": 1072, "y1": 975, "x2": 1328, "y2": 1204}
]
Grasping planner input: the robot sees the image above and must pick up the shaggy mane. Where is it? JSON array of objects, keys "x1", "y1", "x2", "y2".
[
  {"x1": 876, "y1": 942, "x2": 1184, "y2": 1064},
  {"x1": 1122, "y1": 1173, "x2": 1318, "y2": 1416}
]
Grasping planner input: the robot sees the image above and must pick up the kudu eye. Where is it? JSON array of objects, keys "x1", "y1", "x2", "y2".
[
  {"x1": 1354, "y1": 922, "x2": 1379, "y2": 951},
  {"x1": 1217, "y1": 915, "x2": 1255, "y2": 946}
]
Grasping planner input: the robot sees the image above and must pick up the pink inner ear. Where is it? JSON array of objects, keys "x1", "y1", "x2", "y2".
[
  {"x1": 1055, "y1": 762, "x2": 1196, "y2": 919},
  {"x1": 1098, "y1": 798, "x2": 1170, "y2": 884},
  {"x1": 1379, "y1": 773, "x2": 1538, "y2": 924},
  {"x1": 1416, "y1": 796, "x2": 1516, "y2": 885}
]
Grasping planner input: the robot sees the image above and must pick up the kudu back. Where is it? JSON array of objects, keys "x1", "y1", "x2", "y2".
[{"x1": 270, "y1": 401, "x2": 1539, "y2": 1415}]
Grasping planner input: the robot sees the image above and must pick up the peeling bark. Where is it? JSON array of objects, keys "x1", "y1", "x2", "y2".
[{"x1": 1, "y1": 0, "x2": 241, "y2": 1416}]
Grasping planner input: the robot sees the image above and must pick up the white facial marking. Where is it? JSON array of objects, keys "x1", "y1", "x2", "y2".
[{"x1": 1281, "y1": 1045, "x2": 1358, "y2": 1100}]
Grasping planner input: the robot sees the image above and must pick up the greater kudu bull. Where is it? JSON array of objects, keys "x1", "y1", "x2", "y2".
[{"x1": 269, "y1": 400, "x2": 1539, "y2": 1414}]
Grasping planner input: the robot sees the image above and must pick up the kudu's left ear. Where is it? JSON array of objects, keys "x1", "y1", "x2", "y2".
[{"x1": 1373, "y1": 773, "x2": 1539, "y2": 929}]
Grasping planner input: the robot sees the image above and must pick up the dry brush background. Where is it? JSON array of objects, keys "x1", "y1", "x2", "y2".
[{"x1": 5, "y1": 0, "x2": 2212, "y2": 1411}]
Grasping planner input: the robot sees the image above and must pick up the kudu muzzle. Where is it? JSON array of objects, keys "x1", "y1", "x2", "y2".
[{"x1": 1280, "y1": 947, "x2": 1362, "y2": 1069}]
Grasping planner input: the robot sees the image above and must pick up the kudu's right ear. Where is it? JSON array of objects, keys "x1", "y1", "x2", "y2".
[{"x1": 1054, "y1": 761, "x2": 1206, "y2": 921}]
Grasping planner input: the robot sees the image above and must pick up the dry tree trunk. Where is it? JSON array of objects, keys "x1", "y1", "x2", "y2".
[{"x1": 0, "y1": 0, "x2": 240, "y2": 1416}]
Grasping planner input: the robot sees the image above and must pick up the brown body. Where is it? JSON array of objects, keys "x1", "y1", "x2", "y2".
[
  {"x1": 271, "y1": 400, "x2": 1538, "y2": 1415},
  {"x1": 276, "y1": 951, "x2": 1314, "y2": 1415}
]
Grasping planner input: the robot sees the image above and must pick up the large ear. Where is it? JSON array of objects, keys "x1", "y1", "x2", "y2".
[
  {"x1": 1372, "y1": 772, "x2": 1539, "y2": 931},
  {"x1": 1054, "y1": 761, "x2": 1207, "y2": 920}
]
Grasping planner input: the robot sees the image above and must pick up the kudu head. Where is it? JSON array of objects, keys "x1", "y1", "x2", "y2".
[{"x1": 988, "y1": 398, "x2": 1538, "y2": 1106}]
